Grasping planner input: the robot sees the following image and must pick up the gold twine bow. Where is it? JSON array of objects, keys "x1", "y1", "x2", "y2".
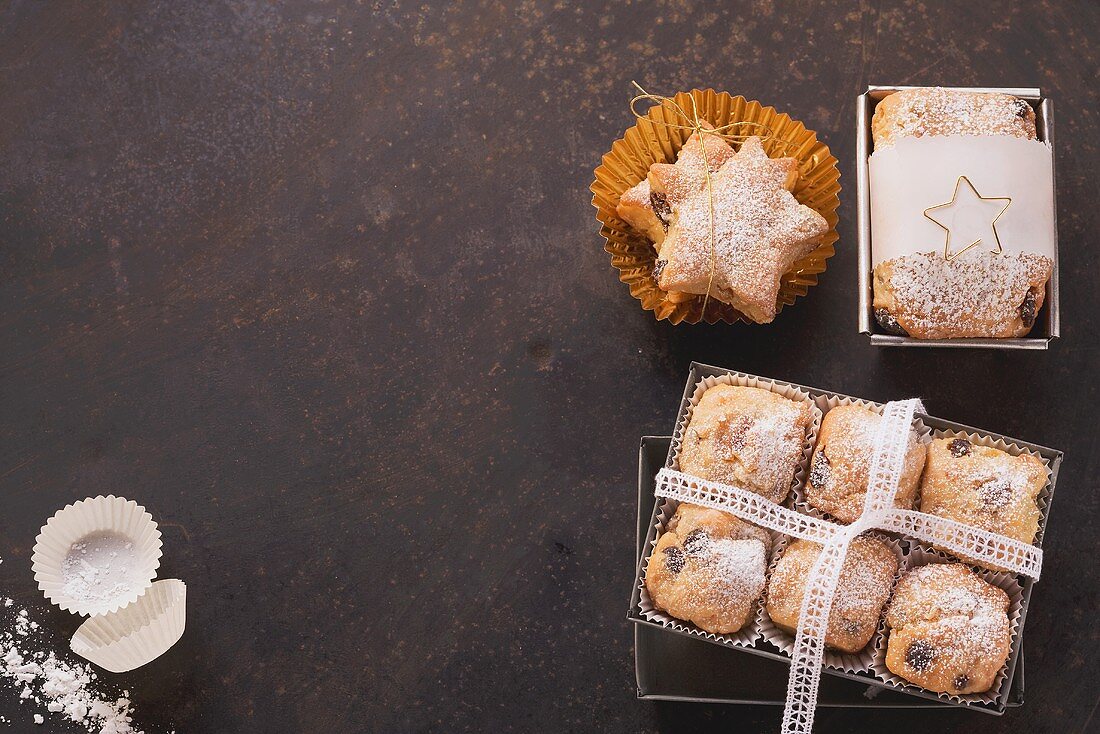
[{"x1": 628, "y1": 82, "x2": 811, "y2": 315}]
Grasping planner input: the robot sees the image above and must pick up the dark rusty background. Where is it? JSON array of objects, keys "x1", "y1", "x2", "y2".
[{"x1": 0, "y1": 1, "x2": 1097, "y2": 732}]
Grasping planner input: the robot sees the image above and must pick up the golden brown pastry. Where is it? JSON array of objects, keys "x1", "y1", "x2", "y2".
[
  {"x1": 766, "y1": 536, "x2": 898, "y2": 653},
  {"x1": 615, "y1": 123, "x2": 735, "y2": 304},
  {"x1": 679, "y1": 384, "x2": 814, "y2": 504},
  {"x1": 644, "y1": 503, "x2": 770, "y2": 635},
  {"x1": 871, "y1": 88, "x2": 1036, "y2": 149},
  {"x1": 919, "y1": 437, "x2": 1047, "y2": 553},
  {"x1": 651, "y1": 136, "x2": 828, "y2": 323},
  {"x1": 885, "y1": 563, "x2": 1011, "y2": 695},
  {"x1": 805, "y1": 404, "x2": 926, "y2": 523},
  {"x1": 872, "y1": 251, "x2": 1052, "y2": 339}
]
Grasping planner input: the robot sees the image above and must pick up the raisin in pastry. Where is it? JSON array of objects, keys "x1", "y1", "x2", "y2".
[
  {"x1": 644, "y1": 503, "x2": 770, "y2": 635},
  {"x1": 885, "y1": 563, "x2": 1011, "y2": 694},
  {"x1": 766, "y1": 536, "x2": 898, "y2": 653},
  {"x1": 679, "y1": 384, "x2": 815, "y2": 504},
  {"x1": 805, "y1": 404, "x2": 925, "y2": 523}
]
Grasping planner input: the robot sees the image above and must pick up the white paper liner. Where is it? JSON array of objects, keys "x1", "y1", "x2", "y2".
[
  {"x1": 759, "y1": 532, "x2": 905, "y2": 674},
  {"x1": 869, "y1": 135, "x2": 1056, "y2": 266},
  {"x1": 636, "y1": 496, "x2": 769, "y2": 648},
  {"x1": 793, "y1": 394, "x2": 932, "y2": 522},
  {"x1": 32, "y1": 496, "x2": 163, "y2": 617},
  {"x1": 71, "y1": 579, "x2": 186, "y2": 673},
  {"x1": 666, "y1": 371, "x2": 823, "y2": 508},
  {"x1": 871, "y1": 546, "x2": 1023, "y2": 707}
]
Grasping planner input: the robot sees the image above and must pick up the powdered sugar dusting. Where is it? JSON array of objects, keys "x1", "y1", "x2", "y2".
[
  {"x1": 0, "y1": 598, "x2": 148, "y2": 733},
  {"x1": 875, "y1": 250, "x2": 1052, "y2": 339},
  {"x1": 658, "y1": 136, "x2": 827, "y2": 321},
  {"x1": 62, "y1": 533, "x2": 141, "y2": 605},
  {"x1": 873, "y1": 88, "x2": 1036, "y2": 149}
]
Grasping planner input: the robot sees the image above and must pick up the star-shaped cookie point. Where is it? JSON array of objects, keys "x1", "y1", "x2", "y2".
[
  {"x1": 654, "y1": 136, "x2": 829, "y2": 323},
  {"x1": 923, "y1": 175, "x2": 1012, "y2": 261},
  {"x1": 616, "y1": 122, "x2": 734, "y2": 248}
]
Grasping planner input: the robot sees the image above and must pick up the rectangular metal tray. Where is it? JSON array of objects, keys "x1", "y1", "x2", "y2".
[
  {"x1": 856, "y1": 85, "x2": 1059, "y2": 349},
  {"x1": 629, "y1": 363, "x2": 1061, "y2": 711},
  {"x1": 634, "y1": 435, "x2": 1026, "y2": 708}
]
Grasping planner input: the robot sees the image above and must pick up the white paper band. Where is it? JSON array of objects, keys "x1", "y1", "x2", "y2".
[
  {"x1": 653, "y1": 398, "x2": 1043, "y2": 734},
  {"x1": 869, "y1": 135, "x2": 1056, "y2": 266}
]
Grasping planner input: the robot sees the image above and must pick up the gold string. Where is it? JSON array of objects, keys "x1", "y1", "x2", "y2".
[{"x1": 628, "y1": 82, "x2": 815, "y2": 316}]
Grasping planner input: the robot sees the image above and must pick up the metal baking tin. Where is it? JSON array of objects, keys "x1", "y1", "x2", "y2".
[
  {"x1": 856, "y1": 86, "x2": 1059, "y2": 349},
  {"x1": 628, "y1": 362, "x2": 1061, "y2": 713},
  {"x1": 633, "y1": 436, "x2": 1026, "y2": 708}
]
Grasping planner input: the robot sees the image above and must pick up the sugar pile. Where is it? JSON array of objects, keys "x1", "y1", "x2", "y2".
[
  {"x1": 0, "y1": 561, "x2": 146, "y2": 732},
  {"x1": 62, "y1": 532, "x2": 141, "y2": 604}
]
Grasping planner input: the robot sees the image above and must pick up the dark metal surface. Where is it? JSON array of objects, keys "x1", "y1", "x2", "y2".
[{"x1": 0, "y1": 1, "x2": 1096, "y2": 732}]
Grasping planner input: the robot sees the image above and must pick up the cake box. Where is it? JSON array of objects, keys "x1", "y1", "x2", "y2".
[
  {"x1": 856, "y1": 86, "x2": 1059, "y2": 349},
  {"x1": 627, "y1": 363, "x2": 1062, "y2": 715}
]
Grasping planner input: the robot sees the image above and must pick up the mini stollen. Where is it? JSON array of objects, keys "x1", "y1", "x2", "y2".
[
  {"x1": 31, "y1": 495, "x2": 187, "y2": 673},
  {"x1": 653, "y1": 399, "x2": 1044, "y2": 734}
]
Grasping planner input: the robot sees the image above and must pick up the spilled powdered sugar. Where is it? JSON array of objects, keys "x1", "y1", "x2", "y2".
[
  {"x1": 62, "y1": 533, "x2": 140, "y2": 604},
  {"x1": 0, "y1": 554, "x2": 148, "y2": 732}
]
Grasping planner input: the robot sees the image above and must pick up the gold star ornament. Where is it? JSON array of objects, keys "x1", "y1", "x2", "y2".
[{"x1": 922, "y1": 175, "x2": 1012, "y2": 262}]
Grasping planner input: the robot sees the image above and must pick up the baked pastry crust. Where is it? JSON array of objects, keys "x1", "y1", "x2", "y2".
[
  {"x1": 805, "y1": 404, "x2": 926, "y2": 523},
  {"x1": 872, "y1": 251, "x2": 1052, "y2": 339},
  {"x1": 645, "y1": 503, "x2": 770, "y2": 635},
  {"x1": 919, "y1": 437, "x2": 1047, "y2": 554},
  {"x1": 650, "y1": 136, "x2": 828, "y2": 323},
  {"x1": 679, "y1": 384, "x2": 814, "y2": 504},
  {"x1": 615, "y1": 123, "x2": 735, "y2": 304},
  {"x1": 871, "y1": 88, "x2": 1036, "y2": 149},
  {"x1": 766, "y1": 536, "x2": 898, "y2": 653},
  {"x1": 885, "y1": 563, "x2": 1011, "y2": 694}
]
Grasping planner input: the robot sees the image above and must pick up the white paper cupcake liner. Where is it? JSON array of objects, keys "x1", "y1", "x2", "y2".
[
  {"x1": 32, "y1": 496, "x2": 163, "y2": 617},
  {"x1": 759, "y1": 531, "x2": 905, "y2": 674},
  {"x1": 870, "y1": 545, "x2": 1024, "y2": 707},
  {"x1": 792, "y1": 393, "x2": 932, "y2": 521},
  {"x1": 71, "y1": 579, "x2": 186, "y2": 673}
]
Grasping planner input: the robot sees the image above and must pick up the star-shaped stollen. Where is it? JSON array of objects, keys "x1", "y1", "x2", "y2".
[
  {"x1": 616, "y1": 122, "x2": 735, "y2": 247},
  {"x1": 653, "y1": 136, "x2": 829, "y2": 323},
  {"x1": 923, "y1": 176, "x2": 1012, "y2": 261}
]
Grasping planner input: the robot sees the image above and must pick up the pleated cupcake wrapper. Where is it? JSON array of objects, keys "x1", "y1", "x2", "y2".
[
  {"x1": 32, "y1": 495, "x2": 163, "y2": 617},
  {"x1": 71, "y1": 579, "x2": 186, "y2": 674},
  {"x1": 870, "y1": 545, "x2": 1024, "y2": 707},
  {"x1": 758, "y1": 531, "x2": 905, "y2": 674},
  {"x1": 792, "y1": 393, "x2": 932, "y2": 521},
  {"x1": 590, "y1": 88, "x2": 842, "y2": 325}
]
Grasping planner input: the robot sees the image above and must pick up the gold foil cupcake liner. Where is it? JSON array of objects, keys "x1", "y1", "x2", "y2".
[{"x1": 591, "y1": 88, "x2": 841, "y2": 324}]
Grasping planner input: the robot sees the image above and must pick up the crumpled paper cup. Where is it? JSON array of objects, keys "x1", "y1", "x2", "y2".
[
  {"x1": 70, "y1": 579, "x2": 186, "y2": 673},
  {"x1": 32, "y1": 496, "x2": 163, "y2": 616}
]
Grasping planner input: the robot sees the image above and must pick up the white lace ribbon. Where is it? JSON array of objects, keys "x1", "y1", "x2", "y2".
[{"x1": 653, "y1": 398, "x2": 1043, "y2": 734}]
